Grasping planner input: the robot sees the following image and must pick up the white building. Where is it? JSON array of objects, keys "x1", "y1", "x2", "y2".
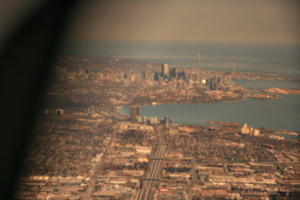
[{"x1": 241, "y1": 123, "x2": 250, "y2": 134}]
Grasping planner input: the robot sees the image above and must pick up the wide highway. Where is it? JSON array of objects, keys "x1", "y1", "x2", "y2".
[{"x1": 137, "y1": 125, "x2": 168, "y2": 200}]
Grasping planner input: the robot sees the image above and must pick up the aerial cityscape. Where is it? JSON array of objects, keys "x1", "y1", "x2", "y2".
[
  {"x1": 15, "y1": 54, "x2": 300, "y2": 200},
  {"x1": 3, "y1": 1, "x2": 299, "y2": 200}
]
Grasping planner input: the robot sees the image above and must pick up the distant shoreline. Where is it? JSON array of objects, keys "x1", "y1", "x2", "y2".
[{"x1": 264, "y1": 88, "x2": 300, "y2": 94}]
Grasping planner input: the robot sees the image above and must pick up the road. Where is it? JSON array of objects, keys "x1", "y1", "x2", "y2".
[
  {"x1": 136, "y1": 125, "x2": 168, "y2": 200},
  {"x1": 82, "y1": 125, "x2": 118, "y2": 200}
]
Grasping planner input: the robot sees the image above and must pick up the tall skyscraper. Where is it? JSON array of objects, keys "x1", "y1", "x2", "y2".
[
  {"x1": 169, "y1": 68, "x2": 177, "y2": 77},
  {"x1": 210, "y1": 77, "x2": 217, "y2": 90},
  {"x1": 162, "y1": 64, "x2": 169, "y2": 75},
  {"x1": 130, "y1": 106, "x2": 140, "y2": 121},
  {"x1": 163, "y1": 115, "x2": 170, "y2": 128}
]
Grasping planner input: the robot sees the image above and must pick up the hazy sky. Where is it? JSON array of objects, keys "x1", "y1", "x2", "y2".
[
  {"x1": 0, "y1": 0, "x2": 299, "y2": 44},
  {"x1": 68, "y1": 0, "x2": 300, "y2": 43}
]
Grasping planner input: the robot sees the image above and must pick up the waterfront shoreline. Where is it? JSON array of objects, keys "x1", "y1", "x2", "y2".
[{"x1": 264, "y1": 88, "x2": 300, "y2": 94}]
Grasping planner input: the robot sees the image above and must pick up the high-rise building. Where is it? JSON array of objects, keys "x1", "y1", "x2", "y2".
[
  {"x1": 129, "y1": 70, "x2": 135, "y2": 75},
  {"x1": 162, "y1": 115, "x2": 170, "y2": 128},
  {"x1": 169, "y1": 68, "x2": 177, "y2": 77},
  {"x1": 154, "y1": 72, "x2": 160, "y2": 81},
  {"x1": 162, "y1": 64, "x2": 169, "y2": 75},
  {"x1": 142, "y1": 71, "x2": 148, "y2": 80},
  {"x1": 130, "y1": 106, "x2": 140, "y2": 121},
  {"x1": 178, "y1": 70, "x2": 186, "y2": 80},
  {"x1": 210, "y1": 77, "x2": 217, "y2": 90}
]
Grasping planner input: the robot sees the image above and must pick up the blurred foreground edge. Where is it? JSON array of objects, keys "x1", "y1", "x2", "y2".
[{"x1": 0, "y1": 1, "x2": 81, "y2": 199}]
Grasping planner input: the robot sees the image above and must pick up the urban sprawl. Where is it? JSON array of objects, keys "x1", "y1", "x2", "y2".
[{"x1": 16, "y1": 55, "x2": 300, "y2": 200}]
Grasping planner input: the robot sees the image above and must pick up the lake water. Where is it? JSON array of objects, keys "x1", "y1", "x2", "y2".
[
  {"x1": 63, "y1": 39, "x2": 300, "y2": 134},
  {"x1": 118, "y1": 91, "x2": 300, "y2": 133},
  {"x1": 235, "y1": 79, "x2": 300, "y2": 89},
  {"x1": 63, "y1": 39, "x2": 300, "y2": 78}
]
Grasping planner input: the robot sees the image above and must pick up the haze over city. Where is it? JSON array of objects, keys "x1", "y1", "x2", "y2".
[
  {"x1": 67, "y1": 0, "x2": 300, "y2": 43},
  {"x1": 1, "y1": 1, "x2": 300, "y2": 200},
  {"x1": 1, "y1": 0, "x2": 300, "y2": 44}
]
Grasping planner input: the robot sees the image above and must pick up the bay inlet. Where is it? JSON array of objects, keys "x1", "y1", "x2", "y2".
[{"x1": 119, "y1": 80, "x2": 300, "y2": 135}]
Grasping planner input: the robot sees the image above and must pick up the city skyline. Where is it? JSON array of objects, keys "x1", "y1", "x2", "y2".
[
  {"x1": 14, "y1": 55, "x2": 300, "y2": 199},
  {"x1": 1, "y1": 1, "x2": 300, "y2": 199}
]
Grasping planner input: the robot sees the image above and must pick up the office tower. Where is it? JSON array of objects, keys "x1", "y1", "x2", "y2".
[
  {"x1": 130, "y1": 70, "x2": 135, "y2": 75},
  {"x1": 169, "y1": 68, "x2": 177, "y2": 77},
  {"x1": 164, "y1": 115, "x2": 170, "y2": 128},
  {"x1": 130, "y1": 106, "x2": 140, "y2": 121},
  {"x1": 154, "y1": 72, "x2": 160, "y2": 81},
  {"x1": 162, "y1": 64, "x2": 169, "y2": 75},
  {"x1": 178, "y1": 70, "x2": 186, "y2": 80},
  {"x1": 142, "y1": 71, "x2": 148, "y2": 80},
  {"x1": 162, "y1": 74, "x2": 169, "y2": 82},
  {"x1": 210, "y1": 77, "x2": 217, "y2": 90}
]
